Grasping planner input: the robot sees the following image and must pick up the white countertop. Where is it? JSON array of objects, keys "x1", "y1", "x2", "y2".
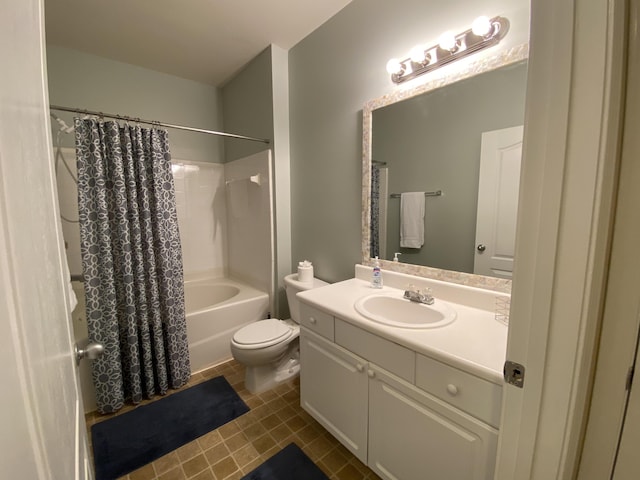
[{"x1": 297, "y1": 271, "x2": 508, "y2": 385}]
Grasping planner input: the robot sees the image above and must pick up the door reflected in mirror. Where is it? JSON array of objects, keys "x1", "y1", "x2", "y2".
[{"x1": 365, "y1": 54, "x2": 528, "y2": 279}]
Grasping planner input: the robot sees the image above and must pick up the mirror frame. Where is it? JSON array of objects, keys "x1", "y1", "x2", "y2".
[{"x1": 361, "y1": 43, "x2": 528, "y2": 293}]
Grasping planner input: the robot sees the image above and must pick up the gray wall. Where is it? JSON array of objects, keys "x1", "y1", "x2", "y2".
[
  {"x1": 289, "y1": 0, "x2": 530, "y2": 283},
  {"x1": 222, "y1": 47, "x2": 274, "y2": 162},
  {"x1": 222, "y1": 45, "x2": 292, "y2": 317},
  {"x1": 376, "y1": 62, "x2": 527, "y2": 272},
  {"x1": 46, "y1": 46, "x2": 224, "y2": 163}
]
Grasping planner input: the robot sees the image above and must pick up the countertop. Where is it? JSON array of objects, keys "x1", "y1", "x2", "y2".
[{"x1": 297, "y1": 276, "x2": 508, "y2": 385}]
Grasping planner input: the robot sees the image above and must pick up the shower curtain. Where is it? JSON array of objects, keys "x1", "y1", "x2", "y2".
[
  {"x1": 370, "y1": 164, "x2": 381, "y2": 258},
  {"x1": 75, "y1": 118, "x2": 190, "y2": 414}
]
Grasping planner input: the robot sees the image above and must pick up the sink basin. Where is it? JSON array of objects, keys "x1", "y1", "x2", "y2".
[{"x1": 354, "y1": 293, "x2": 457, "y2": 329}]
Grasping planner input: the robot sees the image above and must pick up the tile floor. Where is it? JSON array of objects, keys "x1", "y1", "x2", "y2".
[{"x1": 85, "y1": 359, "x2": 381, "y2": 480}]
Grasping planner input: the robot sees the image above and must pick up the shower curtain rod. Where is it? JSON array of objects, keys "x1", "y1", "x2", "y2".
[{"x1": 49, "y1": 104, "x2": 271, "y2": 144}]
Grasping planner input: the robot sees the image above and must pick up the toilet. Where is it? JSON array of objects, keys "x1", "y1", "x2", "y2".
[{"x1": 230, "y1": 273, "x2": 328, "y2": 394}]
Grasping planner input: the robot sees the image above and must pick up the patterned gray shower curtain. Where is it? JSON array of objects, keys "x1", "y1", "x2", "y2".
[
  {"x1": 370, "y1": 164, "x2": 380, "y2": 258},
  {"x1": 75, "y1": 117, "x2": 190, "y2": 414}
]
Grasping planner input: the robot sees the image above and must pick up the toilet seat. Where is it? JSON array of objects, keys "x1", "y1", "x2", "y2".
[{"x1": 232, "y1": 319, "x2": 294, "y2": 350}]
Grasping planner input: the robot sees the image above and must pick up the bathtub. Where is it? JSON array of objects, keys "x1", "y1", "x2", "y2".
[{"x1": 184, "y1": 277, "x2": 269, "y2": 373}]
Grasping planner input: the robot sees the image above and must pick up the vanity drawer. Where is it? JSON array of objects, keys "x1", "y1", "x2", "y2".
[
  {"x1": 415, "y1": 353, "x2": 502, "y2": 428},
  {"x1": 299, "y1": 303, "x2": 334, "y2": 341},
  {"x1": 335, "y1": 318, "x2": 415, "y2": 383}
]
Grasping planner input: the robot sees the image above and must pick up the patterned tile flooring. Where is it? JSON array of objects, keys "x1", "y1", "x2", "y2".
[{"x1": 85, "y1": 359, "x2": 381, "y2": 480}]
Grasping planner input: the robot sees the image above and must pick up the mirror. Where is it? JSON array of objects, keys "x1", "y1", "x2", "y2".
[{"x1": 362, "y1": 44, "x2": 528, "y2": 286}]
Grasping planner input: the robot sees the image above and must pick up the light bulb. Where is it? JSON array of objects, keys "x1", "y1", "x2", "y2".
[
  {"x1": 409, "y1": 45, "x2": 427, "y2": 64},
  {"x1": 386, "y1": 58, "x2": 404, "y2": 75},
  {"x1": 438, "y1": 31, "x2": 457, "y2": 51},
  {"x1": 472, "y1": 16, "x2": 492, "y2": 36}
]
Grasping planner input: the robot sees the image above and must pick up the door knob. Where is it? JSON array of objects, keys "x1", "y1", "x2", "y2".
[
  {"x1": 75, "y1": 341, "x2": 104, "y2": 366},
  {"x1": 477, "y1": 244, "x2": 486, "y2": 252}
]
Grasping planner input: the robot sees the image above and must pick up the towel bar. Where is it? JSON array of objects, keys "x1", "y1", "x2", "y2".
[{"x1": 390, "y1": 190, "x2": 442, "y2": 198}]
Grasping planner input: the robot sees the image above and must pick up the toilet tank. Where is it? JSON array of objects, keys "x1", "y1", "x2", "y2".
[{"x1": 284, "y1": 273, "x2": 328, "y2": 323}]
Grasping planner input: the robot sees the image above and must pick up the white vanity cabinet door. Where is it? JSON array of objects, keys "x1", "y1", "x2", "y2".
[
  {"x1": 300, "y1": 328, "x2": 369, "y2": 463},
  {"x1": 368, "y1": 365, "x2": 499, "y2": 480}
]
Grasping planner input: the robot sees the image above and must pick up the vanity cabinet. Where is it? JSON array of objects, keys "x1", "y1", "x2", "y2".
[
  {"x1": 299, "y1": 304, "x2": 500, "y2": 480},
  {"x1": 300, "y1": 328, "x2": 368, "y2": 463}
]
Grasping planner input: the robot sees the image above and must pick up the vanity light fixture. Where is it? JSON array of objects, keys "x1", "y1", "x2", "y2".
[{"x1": 386, "y1": 15, "x2": 509, "y2": 84}]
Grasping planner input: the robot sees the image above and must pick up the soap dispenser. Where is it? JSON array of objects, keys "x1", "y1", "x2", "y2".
[
  {"x1": 372, "y1": 256, "x2": 383, "y2": 288},
  {"x1": 393, "y1": 252, "x2": 401, "y2": 262}
]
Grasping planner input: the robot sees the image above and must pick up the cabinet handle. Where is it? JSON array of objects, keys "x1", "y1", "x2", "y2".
[
  {"x1": 356, "y1": 364, "x2": 365, "y2": 373},
  {"x1": 446, "y1": 384, "x2": 459, "y2": 396},
  {"x1": 309, "y1": 317, "x2": 317, "y2": 324},
  {"x1": 367, "y1": 370, "x2": 376, "y2": 378}
]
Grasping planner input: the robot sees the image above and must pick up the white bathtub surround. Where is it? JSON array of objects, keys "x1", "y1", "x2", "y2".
[
  {"x1": 175, "y1": 152, "x2": 276, "y2": 374},
  {"x1": 171, "y1": 153, "x2": 276, "y2": 379},
  {"x1": 56, "y1": 149, "x2": 275, "y2": 294},
  {"x1": 225, "y1": 150, "x2": 275, "y2": 309},
  {"x1": 226, "y1": 177, "x2": 250, "y2": 219},
  {"x1": 173, "y1": 161, "x2": 228, "y2": 276},
  {"x1": 185, "y1": 276, "x2": 269, "y2": 373},
  {"x1": 54, "y1": 151, "x2": 231, "y2": 280}
]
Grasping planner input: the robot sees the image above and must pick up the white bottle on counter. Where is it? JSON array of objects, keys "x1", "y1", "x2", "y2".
[{"x1": 371, "y1": 256, "x2": 383, "y2": 288}]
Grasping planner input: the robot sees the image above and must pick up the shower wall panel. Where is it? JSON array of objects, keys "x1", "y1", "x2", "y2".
[
  {"x1": 224, "y1": 150, "x2": 274, "y2": 308},
  {"x1": 173, "y1": 161, "x2": 228, "y2": 277}
]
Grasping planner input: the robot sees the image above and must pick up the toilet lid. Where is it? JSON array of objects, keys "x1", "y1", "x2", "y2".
[{"x1": 233, "y1": 319, "x2": 292, "y2": 347}]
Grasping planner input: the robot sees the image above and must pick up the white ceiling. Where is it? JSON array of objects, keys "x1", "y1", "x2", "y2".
[{"x1": 44, "y1": 0, "x2": 352, "y2": 86}]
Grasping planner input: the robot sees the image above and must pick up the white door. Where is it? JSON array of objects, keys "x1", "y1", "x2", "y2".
[
  {"x1": 0, "y1": 0, "x2": 90, "y2": 478},
  {"x1": 495, "y1": 1, "x2": 625, "y2": 477},
  {"x1": 300, "y1": 329, "x2": 369, "y2": 463},
  {"x1": 473, "y1": 125, "x2": 523, "y2": 278},
  {"x1": 368, "y1": 365, "x2": 498, "y2": 480},
  {"x1": 607, "y1": 0, "x2": 640, "y2": 470},
  {"x1": 584, "y1": 0, "x2": 640, "y2": 474}
]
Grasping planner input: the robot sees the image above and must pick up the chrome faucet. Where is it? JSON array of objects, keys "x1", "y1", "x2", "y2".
[{"x1": 403, "y1": 285, "x2": 435, "y2": 305}]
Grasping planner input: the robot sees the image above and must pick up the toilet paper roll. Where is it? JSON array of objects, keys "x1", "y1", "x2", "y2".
[{"x1": 297, "y1": 260, "x2": 313, "y2": 283}]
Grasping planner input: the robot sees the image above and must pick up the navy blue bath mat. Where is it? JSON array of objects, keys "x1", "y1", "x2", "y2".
[
  {"x1": 241, "y1": 443, "x2": 329, "y2": 480},
  {"x1": 91, "y1": 376, "x2": 249, "y2": 480}
]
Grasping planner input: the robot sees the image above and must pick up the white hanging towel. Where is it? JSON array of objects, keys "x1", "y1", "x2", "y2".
[{"x1": 400, "y1": 192, "x2": 425, "y2": 248}]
